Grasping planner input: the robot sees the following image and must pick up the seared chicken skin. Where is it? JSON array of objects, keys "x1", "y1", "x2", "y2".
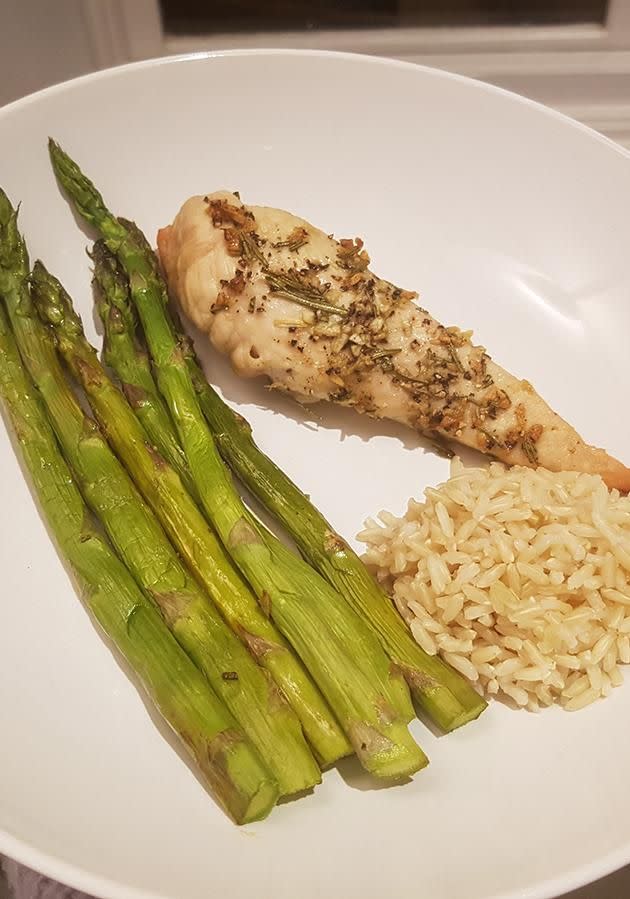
[{"x1": 158, "y1": 192, "x2": 630, "y2": 492}]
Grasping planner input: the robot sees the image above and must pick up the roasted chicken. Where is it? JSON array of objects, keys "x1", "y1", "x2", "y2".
[{"x1": 158, "y1": 192, "x2": 630, "y2": 492}]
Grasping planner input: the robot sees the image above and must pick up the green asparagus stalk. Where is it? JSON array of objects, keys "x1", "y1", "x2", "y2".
[
  {"x1": 31, "y1": 262, "x2": 346, "y2": 775},
  {"x1": 87, "y1": 241, "x2": 351, "y2": 765},
  {"x1": 48, "y1": 148, "x2": 347, "y2": 771},
  {"x1": 30, "y1": 262, "x2": 325, "y2": 796},
  {"x1": 104, "y1": 209, "x2": 484, "y2": 732},
  {"x1": 116, "y1": 220, "x2": 417, "y2": 732},
  {"x1": 181, "y1": 340, "x2": 486, "y2": 731},
  {"x1": 0, "y1": 301, "x2": 276, "y2": 825},
  {"x1": 93, "y1": 235, "x2": 197, "y2": 483},
  {"x1": 49, "y1": 141, "x2": 428, "y2": 778},
  {"x1": 0, "y1": 191, "x2": 319, "y2": 797},
  {"x1": 91, "y1": 239, "x2": 196, "y2": 498}
]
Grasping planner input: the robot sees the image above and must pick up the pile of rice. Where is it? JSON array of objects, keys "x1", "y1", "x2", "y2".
[{"x1": 358, "y1": 459, "x2": 630, "y2": 711}]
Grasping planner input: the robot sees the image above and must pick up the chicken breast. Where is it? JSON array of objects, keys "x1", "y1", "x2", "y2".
[{"x1": 158, "y1": 191, "x2": 630, "y2": 492}]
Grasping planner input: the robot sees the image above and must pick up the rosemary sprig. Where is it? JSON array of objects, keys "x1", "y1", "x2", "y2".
[
  {"x1": 522, "y1": 435, "x2": 539, "y2": 465},
  {"x1": 273, "y1": 227, "x2": 309, "y2": 252},
  {"x1": 393, "y1": 370, "x2": 430, "y2": 387},
  {"x1": 371, "y1": 347, "x2": 402, "y2": 361},
  {"x1": 447, "y1": 341, "x2": 465, "y2": 374},
  {"x1": 241, "y1": 231, "x2": 346, "y2": 318},
  {"x1": 241, "y1": 232, "x2": 267, "y2": 267},
  {"x1": 264, "y1": 271, "x2": 347, "y2": 318},
  {"x1": 479, "y1": 428, "x2": 504, "y2": 450}
]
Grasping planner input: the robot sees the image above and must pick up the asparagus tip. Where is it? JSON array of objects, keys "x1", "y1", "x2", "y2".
[
  {"x1": 48, "y1": 138, "x2": 67, "y2": 171},
  {"x1": 0, "y1": 191, "x2": 28, "y2": 286}
]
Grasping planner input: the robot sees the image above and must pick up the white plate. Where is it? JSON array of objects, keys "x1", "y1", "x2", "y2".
[{"x1": 1, "y1": 49, "x2": 630, "y2": 899}]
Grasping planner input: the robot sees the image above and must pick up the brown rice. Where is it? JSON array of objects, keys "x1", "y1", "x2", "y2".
[{"x1": 358, "y1": 459, "x2": 630, "y2": 711}]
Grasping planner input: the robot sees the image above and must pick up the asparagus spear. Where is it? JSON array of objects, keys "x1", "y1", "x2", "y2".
[
  {"x1": 49, "y1": 141, "x2": 428, "y2": 778},
  {"x1": 115, "y1": 221, "x2": 419, "y2": 732},
  {"x1": 0, "y1": 304, "x2": 276, "y2": 826},
  {"x1": 181, "y1": 337, "x2": 487, "y2": 731},
  {"x1": 91, "y1": 239, "x2": 196, "y2": 498},
  {"x1": 49, "y1": 159, "x2": 347, "y2": 768},
  {"x1": 32, "y1": 261, "x2": 346, "y2": 774},
  {"x1": 31, "y1": 262, "x2": 328, "y2": 795},
  {"x1": 0, "y1": 191, "x2": 319, "y2": 796},
  {"x1": 91, "y1": 252, "x2": 352, "y2": 763},
  {"x1": 100, "y1": 208, "x2": 485, "y2": 732}
]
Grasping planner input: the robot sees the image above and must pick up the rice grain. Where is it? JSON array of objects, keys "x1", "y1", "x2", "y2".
[{"x1": 359, "y1": 459, "x2": 630, "y2": 711}]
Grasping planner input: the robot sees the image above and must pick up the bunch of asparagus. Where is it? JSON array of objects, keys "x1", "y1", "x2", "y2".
[
  {"x1": 0, "y1": 143, "x2": 486, "y2": 824},
  {"x1": 0, "y1": 193, "x2": 277, "y2": 824}
]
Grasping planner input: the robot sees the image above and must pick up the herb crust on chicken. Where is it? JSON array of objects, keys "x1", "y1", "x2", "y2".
[{"x1": 158, "y1": 192, "x2": 630, "y2": 492}]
